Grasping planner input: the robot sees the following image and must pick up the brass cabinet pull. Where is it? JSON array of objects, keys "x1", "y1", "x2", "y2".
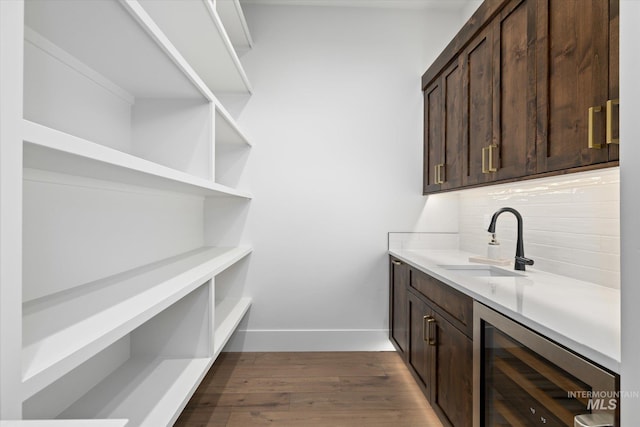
[
  {"x1": 488, "y1": 144, "x2": 497, "y2": 172},
  {"x1": 434, "y1": 164, "x2": 445, "y2": 184},
  {"x1": 588, "y1": 106, "x2": 604, "y2": 149},
  {"x1": 423, "y1": 315, "x2": 429, "y2": 341},
  {"x1": 482, "y1": 147, "x2": 488, "y2": 173},
  {"x1": 391, "y1": 260, "x2": 402, "y2": 265},
  {"x1": 426, "y1": 316, "x2": 437, "y2": 346},
  {"x1": 482, "y1": 146, "x2": 497, "y2": 173},
  {"x1": 434, "y1": 165, "x2": 439, "y2": 185},
  {"x1": 606, "y1": 99, "x2": 619, "y2": 144}
]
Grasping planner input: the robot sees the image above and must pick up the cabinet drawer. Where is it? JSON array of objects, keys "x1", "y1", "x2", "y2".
[{"x1": 410, "y1": 269, "x2": 473, "y2": 337}]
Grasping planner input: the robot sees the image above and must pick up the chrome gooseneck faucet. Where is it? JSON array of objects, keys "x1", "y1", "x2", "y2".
[{"x1": 487, "y1": 207, "x2": 534, "y2": 271}]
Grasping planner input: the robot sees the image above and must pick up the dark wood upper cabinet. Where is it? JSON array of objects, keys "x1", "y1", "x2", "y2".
[
  {"x1": 422, "y1": 0, "x2": 618, "y2": 195},
  {"x1": 536, "y1": 0, "x2": 619, "y2": 172},
  {"x1": 462, "y1": 27, "x2": 494, "y2": 187},
  {"x1": 442, "y1": 59, "x2": 465, "y2": 190},
  {"x1": 609, "y1": 0, "x2": 619, "y2": 160},
  {"x1": 491, "y1": 0, "x2": 537, "y2": 180},
  {"x1": 464, "y1": 0, "x2": 536, "y2": 186},
  {"x1": 424, "y1": 80, "x2": 444, "y2": 193},
  {"x1": 424, "y1": 59, "x2": 464, "y2": 193}
]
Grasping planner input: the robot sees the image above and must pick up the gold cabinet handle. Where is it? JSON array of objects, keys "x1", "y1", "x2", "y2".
[
  {"x1": 434, "y1": 164, "x2": 445, "y2": 184},
  {"x1": 434, "y1": 165, "x2": 438, "y2": 185},
  {"x1": 482, "y1": 146, "x2": 497, "y2": 173},
  {"x1": 588, "y1": 106, "x2": 604, "y2": 149},
  {"x1": 426, "y1": 316, "x2": 437, "y2": 346},
  {"x1": 482, "y1": 147, "x2": 488, "y2": 174},
  {"x1": 606, "y1": 99, "x2": 619, "y2": 144},
  {"x1": 391, "y1": 260, "x2": 402, "y2": 265},
  {"x1": 488, "y1": 144, "x2": 497, "y2": 172}
]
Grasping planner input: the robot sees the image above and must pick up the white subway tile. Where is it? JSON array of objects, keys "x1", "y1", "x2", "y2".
[{"x1": 458, "y1": 168, "x2": 620, "y2": 287}]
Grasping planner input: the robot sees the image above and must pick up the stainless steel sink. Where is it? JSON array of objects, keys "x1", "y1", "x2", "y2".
[{"x1": 437, "y1": 264, "x2": 525, "y2": 277}]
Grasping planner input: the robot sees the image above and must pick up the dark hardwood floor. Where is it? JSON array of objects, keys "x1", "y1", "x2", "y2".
[{"x1": 175, "y1": 351, "x2": 444, "y2": 426}]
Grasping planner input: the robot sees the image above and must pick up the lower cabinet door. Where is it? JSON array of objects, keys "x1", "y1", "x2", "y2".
[
  {"x1": 432, "y1": 312, "x2": 473, "y2": 427},
  {"x1": 390, "y1": 258, "x2": 409, "y2": 354},
  {"x1": 408, "y1": 292, "x2": 433, "y2": 398}
]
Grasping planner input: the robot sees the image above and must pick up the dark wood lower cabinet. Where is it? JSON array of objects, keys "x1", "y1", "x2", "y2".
[
  {"x1": 408, "y1": 292, "x2": 432, "y2": 392},
  {"x1": 407, "y1": 290, "x2": 473, "y2": 427},
  {"x1": 393, "y1": 258, "x2": 473, "y2": 427},
  {"x1": 432, "y1": 311, "x2": 473, "y2": 427},
  {"x1": 389, "y1": 257, "x2": 409, "y2": 355}
]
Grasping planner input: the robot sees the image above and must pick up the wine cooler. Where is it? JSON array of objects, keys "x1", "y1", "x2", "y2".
[{"x1": 473, "y1": 302, "x2": 618, "y2": 427}]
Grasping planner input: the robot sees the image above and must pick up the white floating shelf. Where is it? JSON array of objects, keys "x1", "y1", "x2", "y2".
[
  {"x1": 138, "y1": 0, "x2": 252, "y2": 95},
  {"x1": 22, "y1": 246, "x2": 252, "y2": 399},
  {"x1": 59, "y1": 357, "x2": 212, "y2": 427},
  {"x1": 23, "y1": 120, "x2": 252, "y2": 199},
  {"x1": 24, "y1": 0, "x2": 212, "y2": 101},
  {"x1": 216, "y1": 0, "x2": 253, "y2": 55},
  {"x1": 216, "y1": 106, "x2": 252, "y2": 146},
  {"x1": 213, "y1": 297, "x2": 252, "y2": 358}
]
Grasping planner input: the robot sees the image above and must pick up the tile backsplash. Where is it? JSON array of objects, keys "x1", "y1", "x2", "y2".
[{"x1": 458, "y1": 168, "x2": 620, "y2": 288}]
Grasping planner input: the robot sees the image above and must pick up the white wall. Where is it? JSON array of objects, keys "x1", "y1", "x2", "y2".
[
  {"x1": 420, "y1": 7, "x2": 470, "y2": 69},
  {"x1": 225, "y1": 4, "x2": 462, "y2": 351},
  {"x1": 620, "y1": 0, "x2": 640, "y2": 424}
]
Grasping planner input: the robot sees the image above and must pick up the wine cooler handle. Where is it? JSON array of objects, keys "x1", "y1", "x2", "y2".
[{"x1": 574, "y1": 413, "x2": 614, "y2": 427}]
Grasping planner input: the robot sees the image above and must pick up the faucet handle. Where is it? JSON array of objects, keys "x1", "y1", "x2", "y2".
[{"x1": 515, "y1": 256, "x2": 534, "y2": 266}]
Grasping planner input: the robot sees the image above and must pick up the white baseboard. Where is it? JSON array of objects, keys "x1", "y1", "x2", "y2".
[{"x1": 222, "y1": 329, "x2": 395, "y2": 352}]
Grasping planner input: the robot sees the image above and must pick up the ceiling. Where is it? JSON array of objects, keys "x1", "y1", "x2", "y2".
[{"x1": 239, "y1": 0, "x2": 480, "y2": 12}]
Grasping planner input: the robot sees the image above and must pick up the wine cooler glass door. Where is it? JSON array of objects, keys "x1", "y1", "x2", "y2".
[{"x1": 473, "y1": 302, "x2": 618, "y2": 427}]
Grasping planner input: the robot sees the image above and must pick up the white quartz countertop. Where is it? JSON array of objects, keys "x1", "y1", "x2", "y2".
[{"x1": 389, "y1": 248, "x2": 621, "y2": 373}]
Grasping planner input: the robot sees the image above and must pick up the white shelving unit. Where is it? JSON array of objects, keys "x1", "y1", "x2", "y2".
[
  {"x1": 22, "y1": 246, "x2": 251, "y2": 400},
  {"x1": 138, "y1": 0, "x2": 252, "y2": 96},
  {"x1": 0, "y1": 0, "x2": 255, "y2": 424},
  {"x1": 216, "y1": 0, "x2": 254, "y2": 55},
  {"x1": 23, "y1": 120, "x2": 252, "y2": 199},
  {"x1": 60, "y1": 358, "x2": 212, "y2": 427},
  {"x1": 214, "y1": 297, "x2": 252, "y2": 357},
  {"x1": 215, "y1": 105, "x2": 252, "y2": 147}
]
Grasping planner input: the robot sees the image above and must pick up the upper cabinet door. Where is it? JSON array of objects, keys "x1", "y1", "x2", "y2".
[
  {"x1": 536, "y1": 0, "x2": 617, "y2": 172},
  {"x1": 462, "y1": 27, "x2": 494, "y2": 187},
  {"x1": 441, "y1": 58, "x2": 465, "y2": 191},
  {"x1": 424, "y1": 59, "x2": 464, "y2": 195},
  {"x1": 424, "y1": 80, "x2": 444, "y2": 193},
  {"x1": 490, "y1": 0, "x2": 537, "y2": 180},
  {"x1": 608, "y1": 0, "x2": 619, "y2": 161}
]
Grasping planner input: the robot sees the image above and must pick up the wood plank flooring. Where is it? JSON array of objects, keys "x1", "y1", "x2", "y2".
[{"x1": 174, "y1": 352, "x2": 444, "y2": 427}]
